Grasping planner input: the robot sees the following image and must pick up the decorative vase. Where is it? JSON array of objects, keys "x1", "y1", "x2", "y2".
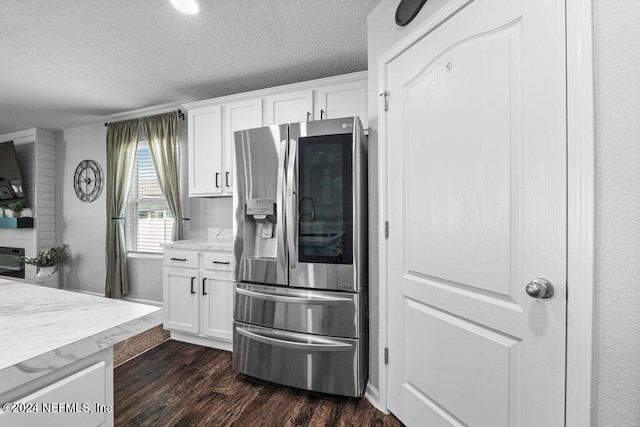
[{"x1": 36, "y1": 266, "x2": 57, "y2": 285}]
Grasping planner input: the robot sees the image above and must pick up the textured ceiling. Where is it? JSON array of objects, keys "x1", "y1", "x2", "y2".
[{"x1": 0, "y1": 0, "x2": 381, "y2": 134}]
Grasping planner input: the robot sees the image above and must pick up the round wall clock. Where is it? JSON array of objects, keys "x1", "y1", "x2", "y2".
[{"x1": 73, "y1": 159, "x2": 104, "y2": 202}]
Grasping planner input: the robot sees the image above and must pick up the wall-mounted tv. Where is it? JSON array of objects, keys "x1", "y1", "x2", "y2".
[{"x1": 0, "y1": 141, "x2": 27, "y2": 208}]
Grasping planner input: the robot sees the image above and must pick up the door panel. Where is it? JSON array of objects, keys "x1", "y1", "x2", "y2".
[
  {"x1": 234, "y1": 282, "x2": 360, "y2": 338},
  {"x1": 265, "y1": 90, "x2": 313, "y2": 125},
  {"x1": 386, "y1": 0, "x2": 567, "y2": 426},
  {"x1": 287, "y1": 119, "x2": 364, "y2": 292},
  {"x1": 224, "y1": 99, "x2": 263, "y2": 194},
  {"x1": 188, "y1": 106, "x2": 222, "y2": 196},
  {"x1": 232, "y1": 322, "x2": 364, "y2": 397},
  {"x1": 234, "y1": 125, "x2": 288, "y2": 286}
]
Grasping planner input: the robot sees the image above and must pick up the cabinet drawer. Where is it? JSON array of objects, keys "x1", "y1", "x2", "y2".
[
  {"x1": 202, "y1": 252, "x2": 233, "y2": 271},
  {"x1": 163, "y1": 250, "x2": 199, "y2": 268}
]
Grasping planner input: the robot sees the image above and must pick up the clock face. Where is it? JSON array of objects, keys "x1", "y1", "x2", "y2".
[{"x1": 74, "y1": 160, "x2": 104, "y2": 202}]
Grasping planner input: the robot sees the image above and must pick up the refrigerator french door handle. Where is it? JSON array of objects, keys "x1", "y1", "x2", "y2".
[
  {"x1": 236, "y1": 327, "x2": 352, "y2": 352},
  {"x1": 235, "y1": 287, "x2": 352, "y2": 306},
  {"x1": 286, "y1": 139, "x2": 298, "y2": 269},
  {"x1": 277, "y1": 139, "x2": 288, "y2": 269}
]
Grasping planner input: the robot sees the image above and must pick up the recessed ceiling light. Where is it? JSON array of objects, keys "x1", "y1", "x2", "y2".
[{"x1": 171, "y1": 0, "x2": 200, "y2": 15}]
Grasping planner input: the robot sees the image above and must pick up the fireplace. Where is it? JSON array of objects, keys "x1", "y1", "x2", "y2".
[{"x1": 0, "y1": 247, "x2": 25, "y2": 279}]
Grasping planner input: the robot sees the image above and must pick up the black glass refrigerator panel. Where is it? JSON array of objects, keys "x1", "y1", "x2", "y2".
[{"x1": 297, "y1": 133, "x2": 353, "y2": 264}]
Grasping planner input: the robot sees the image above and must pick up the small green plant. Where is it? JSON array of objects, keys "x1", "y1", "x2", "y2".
[
  {"x1": 21, "y1": 244, "x2": 70, "y2": 267},
  {"x1": 7, "y1": 200, "x2": 25, "y2": 213}
]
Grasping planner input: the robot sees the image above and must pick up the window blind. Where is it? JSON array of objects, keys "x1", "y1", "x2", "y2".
[{"x1": 126, "y1": 141, "x2": 174, "y2": 253}]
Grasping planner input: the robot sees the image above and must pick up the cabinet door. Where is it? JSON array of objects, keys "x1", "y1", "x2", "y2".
[
  {"x1": 316, "y1": 80, "x2": 368, "y2": 128},
  {"x1": 265, "y1": 89, "x2": 313, "y2": 125},
  {"x1": 223, "y1": 98, "x2": 263, "y2": 195},
  {"x1": 188, "y1": 105, "x2": 223, "y2": 196},
  {"x1": 163, "y1": 268, "x2": 200, "y2": 334},
  {"x1": 201, "y1": 271, "x2": 234, "y2": 342}
]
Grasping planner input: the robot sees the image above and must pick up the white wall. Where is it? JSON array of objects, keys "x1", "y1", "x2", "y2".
[
  {"x1": 55, "y1": 119, "x2": 231, "y2": 302},
  {"x1": 592, "y1": 1, "x2": 640, "y2": 425}
]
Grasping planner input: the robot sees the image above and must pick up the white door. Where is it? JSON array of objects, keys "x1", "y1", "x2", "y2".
[
  {"x1": 163, "y1": 268, "x2": 200, "y2": 334},
  {"x1": 385, "y1": 0, "x2": 566, "y2": 426},
  {"x1": 317, "y1": 80, "x2": 367, "y2": 127},
  {"x1": 223, "y1": 98, "x2": 263, "y2": 195},
  {"x1": 201, "y1": 271, "x2": 234, "y2": 341},
  {"x1": 265, "y1": 90, "x2": 313, "y2": 125},
  {"x1": 188, "y1": 105, "x2": 222, "y2": 196}
]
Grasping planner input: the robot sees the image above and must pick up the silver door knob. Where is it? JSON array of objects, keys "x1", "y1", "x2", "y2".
[{"x1": 526, "y1": 278, "x2": 554, "y2": 299}]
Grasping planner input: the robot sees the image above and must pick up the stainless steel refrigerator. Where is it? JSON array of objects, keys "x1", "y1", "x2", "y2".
[{"x1": 232, "y1": 117, "x2": 367, "y2": 397}]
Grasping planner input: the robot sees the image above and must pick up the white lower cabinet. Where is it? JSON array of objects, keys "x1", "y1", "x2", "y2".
[
  {"x1": 201, "y1": 271, "x2": 234, "y2": 342},
  {"x1": 0, "y1": 348, "x2": 113, "y2": 427},
  {"x1": 163, "y1": 249, "x2": 233, "y2": 351},
  {"x1": 163, "y1": 269, "x2": 200, "y2": 334}
]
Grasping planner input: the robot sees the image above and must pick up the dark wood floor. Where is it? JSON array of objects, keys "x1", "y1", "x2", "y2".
[{"x1": 114, "y1": 339, "x2": 403, "y2": 427}]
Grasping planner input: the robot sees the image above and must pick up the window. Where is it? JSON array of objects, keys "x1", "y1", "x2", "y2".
[{"x1": 126, "y1": 141, "x2": 174, "y2": 253}]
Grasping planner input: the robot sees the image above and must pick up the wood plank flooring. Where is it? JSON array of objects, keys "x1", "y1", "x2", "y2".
[{"x1": 114, "y1": 339, "x2": 403, "y2": 427}]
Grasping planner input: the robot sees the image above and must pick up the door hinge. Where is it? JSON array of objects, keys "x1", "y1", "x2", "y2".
[
  {"x1": 380, "y1": 91, "x2": 389, "y2": 111},
  {"x1": 384, "y1": 347, "x2": 389, "y2": 365},
  {"x1": 384, "y1": 221, "x2": 389, "y2": 239}
]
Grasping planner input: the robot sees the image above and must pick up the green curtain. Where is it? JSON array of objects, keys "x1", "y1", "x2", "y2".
[
  {"x1": 105, "y1": 119, "x2": 139, "y2": 298},
  {"x1": 141, "y1": 111, "x2": 184, "y2": 240}
]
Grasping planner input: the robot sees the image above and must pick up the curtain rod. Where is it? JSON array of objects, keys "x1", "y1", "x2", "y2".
[{"x1": 104, "y1": 109, "x2": 184, "y2": 127}]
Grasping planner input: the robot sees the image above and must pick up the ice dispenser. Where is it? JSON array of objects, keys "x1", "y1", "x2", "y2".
[
  {"x1": 239, "y1": 197, "x2": 286, "y2": 285},
  {"x1": 246, "y1": 198, "x2": 276, "y2": 238}
]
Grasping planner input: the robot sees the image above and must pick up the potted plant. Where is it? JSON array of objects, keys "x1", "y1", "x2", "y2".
[
  {"x1": 7, "y1": 200, "x2": 25, "y2": 218},
  {"x1": 21, "y1": 244, "x2": 70, "y2": 285}
]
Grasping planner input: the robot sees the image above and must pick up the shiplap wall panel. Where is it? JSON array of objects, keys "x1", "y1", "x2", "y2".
[{"x1": 0, "y1": 128, "x2": 57, "y2": 285}]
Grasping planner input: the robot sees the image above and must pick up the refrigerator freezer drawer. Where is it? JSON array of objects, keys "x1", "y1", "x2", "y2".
[
  {"x1": 234, "y1": 282, "x2": 360, "y2": 338},
  {"x1": 232, "y1": 322, "x2": 365, "y2": 397}
]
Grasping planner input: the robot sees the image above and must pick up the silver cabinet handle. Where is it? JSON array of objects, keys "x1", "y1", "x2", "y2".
[
  {"x1": 286, "y1": 139, "x2": 298, "y2": 268},
  {"x1": 277, "y1": 139, "x2": 288, "y2": 268},
  {"x1": 190, "y1": 276, "x2": 196, "y2": 294},
  {"x1": 236, "y1": 287, "x2": 352, "y2": 306},
  {"x1": 170, "y1": 257, "x2": 187, "y2": 261},
  {"x1": 215, "y1": 172, "x2": 220, "y2": 188},
  {"x1": 236, "y1": 327, "x2": 352, "y2": 352}
]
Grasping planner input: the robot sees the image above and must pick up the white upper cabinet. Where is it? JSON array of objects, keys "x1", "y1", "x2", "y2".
[
  {"x1": 265, "y1": 89, "x2": 313, "y2": 125},
  {"x1": 222, "y1": 98, "x2": 263, "y2": 196},
  {"x1": 185, "y1": 72, "x2": 366, "y2": 197},
  {"x1": 316, "y1": 80, "x2": 368, "y2": 128},
  {"x1": 188, "y1": 105, "x2": 222, "y2": 196}
]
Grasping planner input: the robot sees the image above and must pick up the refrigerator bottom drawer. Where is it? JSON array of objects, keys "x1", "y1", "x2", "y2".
[{"x1": 232, "y1": 322, "x2": 366, "y2": 397}]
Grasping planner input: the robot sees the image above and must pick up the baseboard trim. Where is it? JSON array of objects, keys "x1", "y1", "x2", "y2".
[
  {"x1": 170, "y1": 331, "x2": 233, "y2": 352},
  {"x1": 365, "y1": 382, "x2": 387, "y2": 414}
]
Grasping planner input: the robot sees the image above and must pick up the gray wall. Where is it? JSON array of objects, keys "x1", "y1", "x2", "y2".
[
  {"x1": 593, "y1": 0, "x2": 640, "y2": 425},
  {"x1": 55, "y1": 118, "x2": 232, "y2": 303}
]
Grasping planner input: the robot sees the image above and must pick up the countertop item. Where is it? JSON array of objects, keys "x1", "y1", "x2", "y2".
[
  {"x1": 0, "y1": 279, "x2": 161, "y2": 394},
  {"x1": 161, "y1": 237, "x2": 233, "y2": 252}
]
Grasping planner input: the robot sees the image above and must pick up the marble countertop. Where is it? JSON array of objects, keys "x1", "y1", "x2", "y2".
[
  {"x1": 0, "y1": 280, "x2": 161, "y2": 394},
  {"x1": 161, "y1": 237, "x2": 233, "y2": 252}
]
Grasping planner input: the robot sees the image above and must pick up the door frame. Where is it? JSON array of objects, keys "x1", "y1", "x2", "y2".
[{"x1": 374, "y1": 1, "x2": 594, "y2": 425}]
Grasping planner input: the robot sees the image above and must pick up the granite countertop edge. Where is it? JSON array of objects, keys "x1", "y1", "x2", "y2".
[
  {"x1": 0, "y1": 309, "x2": 162, "y2": 395},
  {"x1": 160, "y1": 237, "x2": 233, "y2": 252}
]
